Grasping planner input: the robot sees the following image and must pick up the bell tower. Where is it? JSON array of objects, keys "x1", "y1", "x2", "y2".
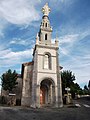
[
  {"x1": 38, "y1": 3, "x2": 52, "y2": 44},
  {"x1": 21, "y1": 3, "x2": 63, "y2": 108},
  {"x1": 31, "y1": 3, "x2": 63, "y2": 108}
]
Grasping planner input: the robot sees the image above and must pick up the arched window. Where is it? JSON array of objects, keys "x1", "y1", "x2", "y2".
[
  {"x1": 45, "y1": 23, "x2": 47, "y2": 27},
  {"x1": 44, "y1": 53, "x2": 51, "y2": 69},
  {"x1": 45, "y1": 34, "x2": 47, "y2": 40}
]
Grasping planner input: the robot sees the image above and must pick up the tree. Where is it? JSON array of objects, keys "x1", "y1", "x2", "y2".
[
  {"x1": 84, "y1": 85, "x2": 88, "y2": 90},
  {"x1": 83, "y1": 85, "x2": 89, "y2": 95},
  {"x1": 61, "y1": 70, "x2": 82, "y2": 98},
  {"x1": 61, "y1": 70, "x2": 75, "y2": 94},
  {"x1": 1, "y1": 69, "x2": 18, "y2": 92}
]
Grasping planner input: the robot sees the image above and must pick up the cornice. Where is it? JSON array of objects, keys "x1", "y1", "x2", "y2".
[{"x1": 36, "y1": 44, "x2": 59, "y2": 50}]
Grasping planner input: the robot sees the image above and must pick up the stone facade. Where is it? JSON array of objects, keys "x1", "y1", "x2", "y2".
[{"x1": 21, "y1": 3, "x2": 63, "y2": 108}]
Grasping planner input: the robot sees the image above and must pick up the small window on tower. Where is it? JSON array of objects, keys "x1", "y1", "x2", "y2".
[
  {"x1": 45, "y1": 34, "x2": 47, "y2": 40},
  {"x1": 45, "y1": 23, "x2": 47, "y2": 27}
]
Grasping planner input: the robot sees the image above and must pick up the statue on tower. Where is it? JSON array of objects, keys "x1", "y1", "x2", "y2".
[{"x1": 42, "y1": 3, "x2": 51, "y2": 16}]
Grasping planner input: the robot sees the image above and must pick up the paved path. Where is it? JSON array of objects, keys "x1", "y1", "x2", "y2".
[
  {"x1": 74, "y1": 103, "x2": 90, "y2": 107},
  {"x1": 0, "y1": 105, "x2": 90, "y2": 120},
  {"x1": 0, "y1": 97, "x2": 90, "y2": 120},
  {"x1": 73, "y1": 96, "x2": 90, "y2": 108}
]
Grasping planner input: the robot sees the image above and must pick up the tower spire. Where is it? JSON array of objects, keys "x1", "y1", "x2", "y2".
[
  {"x1": 36, "y1": 33, "x2": 39, "y2": 44},
  {"x1": 55, "y1": 31, "x2": 59, "y2": 46},
  {"x1": 38, "y1": 3, "x2": 52, "y2": 44},
  {"x1": 42, "y1": 3, "x2": 51, "y2": 16}
]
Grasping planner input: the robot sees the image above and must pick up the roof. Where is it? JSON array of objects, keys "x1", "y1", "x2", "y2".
[
  {"x1": 21, "y1": 61, "x2": 33, "y2": 78},
  {"x1": 22, "y1": 61, "x2": 34, "y2": 66},
  {"x1": 60, "y1": 66, "x2": 63, "y2": 70},
  {"x1": 17, "y1": 74, "x2": 21, "y2": 77}
]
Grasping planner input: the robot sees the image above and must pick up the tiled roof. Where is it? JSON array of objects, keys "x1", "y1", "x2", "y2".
[{"x1": 22, "y1": 61, "x2": 34, "y2": 66}]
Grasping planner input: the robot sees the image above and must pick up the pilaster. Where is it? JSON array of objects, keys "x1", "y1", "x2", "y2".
[{"x1": 56, "y1": 51, "x2": 63, "y2": 107}]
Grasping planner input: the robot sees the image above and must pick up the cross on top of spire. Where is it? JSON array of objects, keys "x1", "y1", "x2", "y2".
[{"x1": 42, "y1": 3, "x2": 51, "y2": 16}]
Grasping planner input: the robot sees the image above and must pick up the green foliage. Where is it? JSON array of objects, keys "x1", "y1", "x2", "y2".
[
  {"x1": 1, "y1": 69, "x2": 18, "y2": 92},
  {"x1": 61, "y1": 71, "x2": 90, "y2": 97},
  {"x1": 83, "y1": 84, "x2": 90, "y2": 95},
  {"x1": 84, "y1": 85, "x2": 88, "y2": 90},
  {"x1": 61, "y1": 70, "x2": 75, "y2": 93},
  {"x1": 61, "y1": 70, "x2": 82, "y2": 98}
]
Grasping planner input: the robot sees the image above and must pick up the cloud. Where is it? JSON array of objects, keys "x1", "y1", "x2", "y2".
[
  {"x1": 59, "y1": 29, "x2": 90, "y2": 88},
  {"x1": 58, "y1": 34, "x2": 79, "y2": 56},
  {"x1": 61, "y1": 57, "x2": 90, "y2": 88},
  {"x1": 0, "y1": 19, "x2": 8, "y2": 38},
  {"x1": 59, "y1": 34, "x2": 79, "y2": 44},
  {"x1": 49, "y1": 0, "x2": 74, "y2": 5},
  {"x1": 9, "y1": 37, "x2": 35, "y2": 47},
  {"x1": 0, "y1": 0, "x2": 41, "y2": 25},
  {"x1": 46, "y1": 0, "x2": 75, "y2": 11},
  {"x1": 0, "y1": 48, "x2": 33, "y2": 67},
  {"x1": 72, "y1": 65, "x2": 90, "y2": 87},
  {"x1": 58, "y1": 30, "x2": 90, "y2": 56},
  {"x1": 0, "y1": 30, "x2": 4, "y2": 37},
  {"x1": 60, "y1": 30, "x2": 90, "y2": 44}
]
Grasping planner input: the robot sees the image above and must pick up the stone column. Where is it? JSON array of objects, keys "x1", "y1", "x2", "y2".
[
  {"x1": 21, "y1": 66, "x2": 31, "y2": 107},
  {"x1": 52, "y1": 85, "x2": 55, "y2": 104},
  {"x1": 31, "y1": 50, "x2": 38, "y2": 108},
  {"x1": 31, "y1": 80, "x2": 36, "y2": 108},
  {"x1": 50, "y1": 84, "x2": 53, "y2": 104},
  {"x1": 58, "y1": 72, "x2": 63, "y2": 107},
  {"x1": 36, "y1": 85, "x2": 40, "y2": 108},
  {"x1": 56, "y1": 50, "x2": 63, "y2": 107},
  {"x1": 55, "y1": 85, "x2": 58, "y2": 107},
  {"x1": 48, "y1": 87, "x2": 50, "y2": 104}
]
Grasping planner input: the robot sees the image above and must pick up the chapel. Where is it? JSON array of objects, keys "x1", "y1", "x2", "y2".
[{"x1": 21, "y1": 3, "x2": 63, "y2": 108}]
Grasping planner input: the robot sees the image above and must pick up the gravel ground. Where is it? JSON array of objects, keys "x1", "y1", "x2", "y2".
[{"x1": 0, "y1": 106, "x2": 90, "y2": 120}]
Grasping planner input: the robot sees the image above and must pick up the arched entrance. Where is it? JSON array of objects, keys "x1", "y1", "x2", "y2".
[{"x1": 40, "y1": 78, "x2": 55, "y2": 106}]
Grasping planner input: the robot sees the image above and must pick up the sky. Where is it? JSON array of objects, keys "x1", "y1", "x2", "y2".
[{"x1": 0, "y1": 0, "x2": 90, "y2": 89}]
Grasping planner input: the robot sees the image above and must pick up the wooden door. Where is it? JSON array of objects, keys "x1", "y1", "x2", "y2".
[{"x1": 40, "y1": 87, "x2": 45, "y2": 105}]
